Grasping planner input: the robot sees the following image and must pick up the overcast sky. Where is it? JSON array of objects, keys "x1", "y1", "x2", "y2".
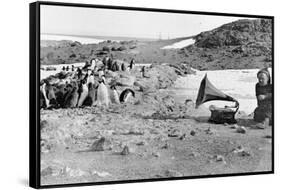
[{"x1": 41, "y1": 5, "x2": 254, "y2": 39}]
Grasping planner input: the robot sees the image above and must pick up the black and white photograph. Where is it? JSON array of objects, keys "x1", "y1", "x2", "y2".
[{"x1": 32, "y1": 1, "x2": 273, "y2": 188}]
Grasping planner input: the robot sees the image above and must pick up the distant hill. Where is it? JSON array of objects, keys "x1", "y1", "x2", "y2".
[
  {"x1": 194, "y1": 19, "x2": 272, "y2": 48},
  {"x1": 40, "y1": 19, "x2": 272, "y2": 70},
  {"x1": 178, "y1": 18, "x2": 272, "y2": 70}
]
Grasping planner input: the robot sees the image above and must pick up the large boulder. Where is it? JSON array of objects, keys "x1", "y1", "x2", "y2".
[{"x1": 115, "y1": 73, "x2": 136, "y2": 87}]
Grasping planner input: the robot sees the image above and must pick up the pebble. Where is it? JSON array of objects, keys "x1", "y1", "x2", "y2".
[
  {"x1": 190, "y1": 130, "x2": 196, "y2": 136},
  {"x1": 40, "y1": 120, "x2": 48, "y2": 130},
  {"x1": 179, "y1": 133, "x2": 187, "y2": 140},
  {"x1": 127, "y1": 129, "x2": 144, "y2": 135},
  {"x1": 152, "y1": 152, "x2": 160, "y2": 157},
  {"x1": 164, "y1": 170, "x2": 184, "y2": 177},
  {"x1": 205, "y1": 127, "x2": 214, "y2": 135},
  {"x1": 238, "y1": 150, "x2": 251, "y2": 157},
  {"x1": 41, "y1": 166, "x2": 53, "y2": 177},
  {"x1": 215, "y1": 155, "x2": 225, "y2": 162},
  {"x1": 91, "y1": 170, "x2": 111, "y2": 177},
  {"x1": 168, "y1": 129, "x2": 181, "y2": 137},
  {"x1": 230, "y1": 124, "x2": 238, "y2": 129},
  {"x1": 264, "y1": 135, "x2": 272, "y2": 138},
  {"x1": 161, "y1": 142, "x2": 170, "y2": 149},
  {"x1": 136, "y1": 141, "x2": 146, "y2": 146},
  {"x1": 236, "y1": 126, "x2": 247, "y2": 134},
  {"x1": 65, "y1": 167, "x2": 87, "y2": 177},
  {"x1": 189, "y1": 152, "x2": 199, "y2": 157}
]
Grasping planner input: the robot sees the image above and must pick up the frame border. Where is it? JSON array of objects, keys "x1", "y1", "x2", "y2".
[{"x1": 29, "y1": 1, "x2": 274, "y2": 189}]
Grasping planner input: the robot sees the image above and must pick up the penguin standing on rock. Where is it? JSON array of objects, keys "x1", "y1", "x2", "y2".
[
  {"x1": 83, "y1": 82, "x2": 98, "y2": 106},
  {"x1": 119, "y1": 88, "x2": 135, "y2": 103},
  {"x1": 96, "y1": 77, "x2": 110, "y2": 107},
  {"x1": 64, "y1": 82, "x2": 79, "y2": 108},
  {"x1": 77, "y1": 79, "x2": 89, "y2": 107},
  {"x1": 86, "y1": 70, "x2": 95, "y2": 85},
  {"x1": 110, "y1": 86, "x2": 120, "y2": 104},
  {"x1": 40, "y1": 83, "x2": 49, "y2": 108}
]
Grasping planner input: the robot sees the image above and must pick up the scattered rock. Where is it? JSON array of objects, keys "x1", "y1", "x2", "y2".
[
  {"x1": 233, "y1": 146, "x2": 251, "y2": 157},
  {"x1": 64, "y1": 167, "x2": 87, "y2": 177},
  {"x1": 164, "y1": 170, "x2": 184, "y2": 177},
  {"x1": 230, "y1": 124, "x2": 238, "y2": 129},
  {"x1": 41, "y1": 166, "x2": 54, "y2": 177},
  {"x1": 204, "y1": 127, "x2": 214, "y2": 135},
  {"x1": 189, "y1": 152, "x2": 199, "y2": 157},
  {"x1": 179, "y1": 133, "x2": 187, "y2": 140},
  {"x1": 236, "y1": 126, "x2": 247, "y2": 134},
  {"x1": 126, "y1": 128, "x2": 145, "y2": 135},
  {"x1": 190, "y1": 130, "x2": 196, "y2": 136},
  {"x1": 214, "y1": 155, "x2": 225, "y2": 162},
  {"x1": 238, "y1": 150, "x2": 251, "y2": 157},
  {"x1": 40, "y1": 120, "x2": 49, "y2": 130},
  {"x1": 41, "y1": 165, "x2": 63, "y2": 177},
  {"x1": 232, "y1": 145, "x2": 244, "y2": 153},
  {"x1": 161, "y1": 142, "x2": 170, "y2": 149},
  {"x1": 136, "y1": 141, "x2": 146, "y2": 146},
  {"x1": 152, "y1": 152, "x2": 160, "y2": 157},
  {"x1": 120, "y1": 145, "x2": 130, "y2": 155},
  {"x1": 91, "y1": 170, "x2": 111, "y2": 177},
  {"x1": 264, "y1": 135, "x2": 272, "y2": 138},
  {"x1": 168, "y1": 129, "x2": 181, "y2": 137}
]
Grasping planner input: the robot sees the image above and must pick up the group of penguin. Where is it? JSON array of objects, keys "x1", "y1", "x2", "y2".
[
  {"x1": 82, "y1": 57, "x2": 136, "y2": 72},
  {"x1": 40, "y1": 58, "x2": 136, "y2": 109}
]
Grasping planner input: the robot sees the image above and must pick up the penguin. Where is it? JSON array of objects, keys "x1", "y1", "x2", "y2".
[
  {"x1": 40, "y1": 83, "x2": 49, "y2": 108},
  {"x1": 141, "y1": 66, "x2": 146, "y2": 78},
  {"x1": 77, "y1": 67, "x2": 83, "y2": 80},
  {"x1": 77, "y1": 79, "x2": 89, "y2": 107},
  {"x1": 71, "y1": 65, "x2": 75, "y2": 72},
  {"x1": 111, "y1": 61, "x2": 118, "y2": 72},
  {"x1": 66, "y1": 66, "x2": 69, "y2": 71},
  {"x1": 121, "y1": 62, "x2": 126, "y2": 71},
  {"x1": 87, "y1": 73, "x2": 95, "y2": 85},
  {"x1": 54, "y1": 83, "x2": 67, "y2": 108},
  {"x1": 96, "y1": 78, "x2": 110, "y2": 107},
  {"x1": 129, "y1": 58, "x2": 135, "y2": 70},
  {"x1": 108, "y1": 57, "x2": 113, "y2": 71},
  {"x1": 102, "y1": 56, "x2": 109, "y2": 69},
  {"x1": 98, "y1": 69, "x2": 105, "y2": 78},
  {"x1": 83, "y1": 82, "x2": 98, "y2": 106},
  {"x1": 119, "y1": 88, "x2": 135, "y2": 103},
  {"x1": 43, "y1": 82, "x2": 57, "y2": 108},
  {"x1": 110, "y1": 85, "x2": 120, "y2": 104},
  {"x1": 64, "y1": 82, "x2": 79, "y2": 108}
]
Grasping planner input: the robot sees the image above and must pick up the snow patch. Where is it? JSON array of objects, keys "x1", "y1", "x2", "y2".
[
  {"x1": 162, "y1": 39, "x2": 195, "y2": 49},
  {"x1": 173, "y1": 68, "x2": 272, "y2": 114},
  {"x1": 41, "y1": 34, "x2": 109, "y2": 44}
]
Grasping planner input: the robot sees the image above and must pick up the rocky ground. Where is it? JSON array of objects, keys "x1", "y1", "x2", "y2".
[
  {"x1": 40, "y1": 65, "x2": 272, "y2": 185},
  {"x1": 39, "y1": 18, "x2": 273, "y2": 185},
  {"x1": 40, "y1": 96, "x2": 272, "y2": 185}
]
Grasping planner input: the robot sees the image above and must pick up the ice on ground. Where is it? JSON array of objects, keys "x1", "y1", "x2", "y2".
[
  {"x1": 40, "y1": 62, "x2": 86, "y2": 80},
  {"x1": 172, "y1": 68, "x2": 272, "y2": 115},
  {"x1": 41, "y1": 34, "x2": 109, "y2": 44},
  {"x1": 40, "y1": 62, "x2": 151, "y2": 80},
  {"x1": 162, "y1": 39, "x2": 195, "y2": 49}
]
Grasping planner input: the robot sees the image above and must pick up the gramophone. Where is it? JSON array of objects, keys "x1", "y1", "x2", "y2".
[{"x1": 196, "y1": 74, "x2": 239, "y2": 124}]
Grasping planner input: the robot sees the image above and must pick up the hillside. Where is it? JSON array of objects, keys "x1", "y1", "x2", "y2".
[{"x1": 40, "y1": 18, "x2": 272, "y2": 70}]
